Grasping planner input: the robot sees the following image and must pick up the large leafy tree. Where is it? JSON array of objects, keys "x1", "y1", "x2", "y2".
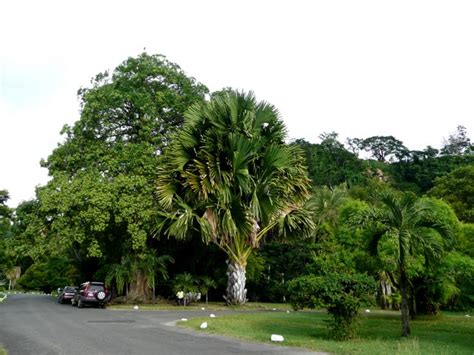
[
  {"x1": 350, "y1": 135, "x2": 409, "y2": 163},
  {"x1": 38, "y1": 53, "x2": 208, "y2": 297},
  {"x1": 351, "y1": 191, "x2": 455, "y2": 337},
  {"x1": 157, "y1": 91, "x2": 313, "y2": 305}
]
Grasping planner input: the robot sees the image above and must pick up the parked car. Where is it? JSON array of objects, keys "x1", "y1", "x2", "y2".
[
  {"x1": 72, "y1": 282, "x2": 109, "y2": 308},
  {"x1": 57, "y1": 286, "x2": 78, "y2": 304}
]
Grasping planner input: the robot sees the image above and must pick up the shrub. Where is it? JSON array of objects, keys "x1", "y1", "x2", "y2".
[{"x1": 288, "y1": 273, "x2": 375, "y2": 340}]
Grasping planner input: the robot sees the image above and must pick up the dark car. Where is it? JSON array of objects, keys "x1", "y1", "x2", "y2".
[
  {"x1": 57, "y1": 286, "x2": 78, "y2": 304},
  {"x1": 72, "y1": 282, "x2": 109, "y2": 308}
]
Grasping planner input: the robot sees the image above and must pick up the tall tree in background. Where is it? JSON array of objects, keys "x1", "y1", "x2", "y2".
[
  {"x1": 350, "y1": 135, "x2": 408, "y2": 163},
  {"x1": 157, "y1": 91, "x2": 313, "y2": 305},
  {"x1": 351, "y1": 191, "x2": 455, "y2": 337},
  {"x1": 38, "y1": 53, "x2": 208, "y2": 298},
  {"x1": 0, "y1": 190, "x2": 11, "y2": 240},
  {"x1": 441, "y1": 125, "x2": 472, "y2": 156}
]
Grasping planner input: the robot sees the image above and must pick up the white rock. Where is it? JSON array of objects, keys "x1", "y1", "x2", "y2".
[
  {"x1": 201, "y1": 307, "x2": 205, "y2": 310},
  {"x1": 181, "y1": 318, "x2": 188, "y2": 321},
  {"x1": 133, "y1": 305, "x2": 139, "y2": 310},
  {"x1": 465, "y1": 314, "x2": 471, "y2": 318},
  {"x1": 271, "y1": 334, "x2": 284, "y2": 342},
  {"x1": 272, "y1": 308, "x2": 277, "y2": 311},
  {"x1": 209, "y1": 314, "x2": 216, "y2": 318},
  {"x1": 200, "y1": 322, "x2": 208, "y2": 329},
  {"x1": 365, "y1": 309, "x2": 371, "y2": 313},
  {"x1": 287, "y1": 310, "x2": 290, "y2": 313}
]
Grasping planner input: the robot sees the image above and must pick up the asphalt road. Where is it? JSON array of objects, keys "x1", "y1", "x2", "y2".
[{"x1": 0, "y1": 294, "x2": 322, "y2": 355}]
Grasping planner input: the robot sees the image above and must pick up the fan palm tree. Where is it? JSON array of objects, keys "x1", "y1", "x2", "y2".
[
  {"x1": 351, "y1": 191, "x2": 454, "y2": 337},
  {"x1": 157, "y1": 91, "x2": 313, "y2": 305}
]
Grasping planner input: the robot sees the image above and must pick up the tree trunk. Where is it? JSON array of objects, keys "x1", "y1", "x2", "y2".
[
  {"x1": 206, "y1": 292, "x2": 209, "y2": 307},
  {"x1": 224, "y1": 260, "x2": 247, "y2": 305},
  {"x1": 152, "y1": 277, "x2": 156, "y2": 304},
  {"x1": 128, "y1": 270, "x2": 150, "y2": 303},
  {"x1": 400, "y1": 269, "x2": 411, "y2": 337}
]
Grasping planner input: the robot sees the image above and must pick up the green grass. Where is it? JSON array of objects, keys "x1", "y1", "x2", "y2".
[
  {"x1": 180, "y1": 310, "x2": 474, "y2": 354},
  {"x1": 110, "y1": 301, "x2": 291, "y2": 312},
  {"x1": 0, "y1": 346, "x2": 6, "y2": 355}
]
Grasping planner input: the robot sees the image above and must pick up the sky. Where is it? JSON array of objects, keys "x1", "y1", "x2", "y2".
[{"x1": 1, "y1": 0, "x2": 473, "y2": 207}]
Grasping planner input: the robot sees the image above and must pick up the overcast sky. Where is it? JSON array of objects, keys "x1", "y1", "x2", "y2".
[{"x1": 1, "y1": 0, "x2": 473, "y2": 207}]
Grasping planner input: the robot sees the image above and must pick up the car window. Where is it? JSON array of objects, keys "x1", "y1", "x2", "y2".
[{"x1": 89, "y1": 285, "x2": 104, "y2": 292}]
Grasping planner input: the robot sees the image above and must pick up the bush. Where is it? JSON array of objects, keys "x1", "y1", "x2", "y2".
[{"x1": 288, "y1": 273, "x2": 375, "y2": 340}]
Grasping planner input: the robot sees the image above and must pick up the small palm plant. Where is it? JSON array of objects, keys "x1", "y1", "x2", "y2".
[
  {"x1": 199, "y1": 276, "x2": 217, "y2": 306},
  {"x1": 173, "y1": 273, "x2": 197, "y2": 306}
]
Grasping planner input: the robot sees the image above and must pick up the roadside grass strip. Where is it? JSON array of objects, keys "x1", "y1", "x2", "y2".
[
  {"x1": 0, "y1": 293, "x2": 7, "y2": 303},
  {"x1": 179, "y1": 310, "x2": 474, "y2": 354}
]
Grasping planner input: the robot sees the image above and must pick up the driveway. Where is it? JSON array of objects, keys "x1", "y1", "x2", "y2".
[{"x1": 0, "y1": 294, "x2": 322, "y2": 355}]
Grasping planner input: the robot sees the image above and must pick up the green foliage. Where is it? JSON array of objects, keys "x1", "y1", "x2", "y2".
[
  {"x1": 288, "y1": 273, "x2": 376, "y2": 340},
  {"x1": 16, "y1": 257, "x2": 79, "y2": 293},
  {"x1": 350, "y1": 190, "x2": 457, "y2": 336},
  {"x1": 173, "y1": 272, "x2": 198, "y2": 293},
  {"x1": 294, "y1": 135, "x2": 364, "y2": 188},
  {"x1": 0, "y1": 190, "x2": 12, "y2": 238},
  {"x1": 391, "y1": 150, "x2": 474, "y2": 194},
  {"x1": 429, "y1": 165, "x2": 474, "y2": 223}
]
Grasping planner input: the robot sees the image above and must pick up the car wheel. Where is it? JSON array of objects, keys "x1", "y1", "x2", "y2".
[
  {"x1": 96, "y1": 291, "x2": 106, "y2": 301},
  {"x1": 78, "y1": 299, "x2": 83, "y2": 308}
]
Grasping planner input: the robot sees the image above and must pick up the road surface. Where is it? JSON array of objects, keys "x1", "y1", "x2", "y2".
[{"x1": 0, "y1": 294, "x2": 322, "y2": 355}]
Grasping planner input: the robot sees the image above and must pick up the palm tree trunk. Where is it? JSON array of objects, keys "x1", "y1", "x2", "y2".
[
  {"x1": 400, "y1": 269, "x2": 411, "y2": 337},
  {"x1": 224, "y1": 260, "x2": 247, "y2": 305}
]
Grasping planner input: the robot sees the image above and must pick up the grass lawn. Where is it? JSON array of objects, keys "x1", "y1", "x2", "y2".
[
  {"x1": 180, "y1": 310, "x2": 474, "y2": 354},
  {"x1": 0, "y1": 346, "x2": 6, "y2": 355},
  {"x1": 110, "y1": 301, "x2": 290, "y2": 312}
]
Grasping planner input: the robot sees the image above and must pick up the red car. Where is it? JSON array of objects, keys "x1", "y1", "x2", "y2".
[{"x1": 71, "y1": 282, "x2": 109, "y2": 309}]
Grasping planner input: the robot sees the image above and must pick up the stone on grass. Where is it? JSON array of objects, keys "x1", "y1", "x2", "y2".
[
  {"x1": 201, "y1": 307, "x2": 205, "y2": 310},
  {"x1": 200, "y1": 322, "x2": 208, "y2": 329},
  {"x1": 210, "y1": 314, "x2": 216, "y2": 318},
  {"x1": 271, "y1": 334, "x2": 284, "y2": 342},
  {"x1": 133, "y1": 305, "x2": 139, "y2": 310},
  {"x1": 465, "y1": 314, "x2": 471, "y2": 318},
  {"x1": 365, "y1": 309, "x2": 371, "y2": 313},
  {"x1": 181, "y1": 318, "x2": 188, "y2": 321}
]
